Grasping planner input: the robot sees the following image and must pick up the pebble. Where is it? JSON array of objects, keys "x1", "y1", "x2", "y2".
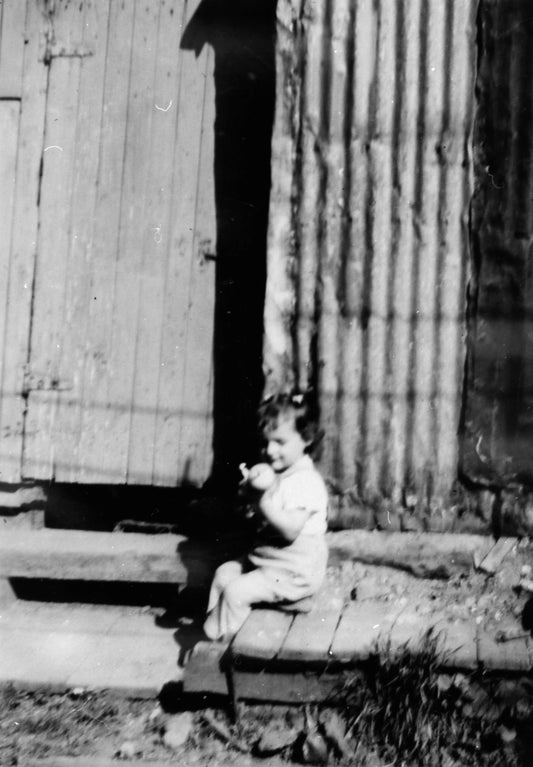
[
  {"x1": 301, "y1": 731, "x2": 329, "y2": 764},
  {"x1": 116, "y1": 740, "x2": 141, "y2": 760},
  {"x1": 257, "y1": 722, "x2": 299, "y2": 754},
  {"x1": 499, "y1": 725, "x2": 517, "y2": 743},
  {"x1": 163, "y1": 711, "x2": 194, "y2": 750}
]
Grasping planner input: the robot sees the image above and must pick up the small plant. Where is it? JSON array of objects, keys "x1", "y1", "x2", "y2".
[{"x1": 329, "y1": 631, "x2": 525, "y2": 766}]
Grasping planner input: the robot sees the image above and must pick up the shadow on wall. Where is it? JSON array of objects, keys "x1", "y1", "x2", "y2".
[
  {"x1": 462, "y1": 1, "x2": 533, "y2": 489},
  {"x1": 182, "y1": 0, "x2": 277, "y2": 493}
]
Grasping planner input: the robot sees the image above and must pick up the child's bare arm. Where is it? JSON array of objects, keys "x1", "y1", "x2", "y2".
[
  {"x1": 257, "y1": 490, "x2": 312, "y2": 542},
  {"x1": 243, "y1": 462, "x2": 314, "y2": 541}
]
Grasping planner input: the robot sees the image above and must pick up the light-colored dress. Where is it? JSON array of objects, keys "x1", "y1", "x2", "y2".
[
  {"x1": 203, "y1": 454, "x2": 328, "y2": 640},
  {"x1": 247, "y1": 453, "x2": 329, "y2": 597}
]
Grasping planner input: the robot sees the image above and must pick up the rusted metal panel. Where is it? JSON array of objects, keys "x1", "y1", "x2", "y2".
[
  {"x1": 18, "y1": 0, "x2": 216, "y2": 486},
  {"x1": 463, "y1": 0, "x2": 533, "y2": 491},
  {"x1": 265, "y1": 0, "x2": 477, "y2": 515}
]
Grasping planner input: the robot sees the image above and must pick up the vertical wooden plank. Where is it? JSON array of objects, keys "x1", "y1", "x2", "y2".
[
  {"x1": 127, "y1": 0, "x2": 187, "y2": 484},
  {"x1": 152, "y1": 2, "x2": 213, "y2": 485},
  {"x1": 175, "y1": 44, "x2": 216, "y2": 485},
  {"x1": 99, "y1": 1, "x2": 160, "y2": 483},
  {"x1": 23, "y1": 0, "x2": 84, "y2": 479},
  {"x1": 0, "y1": 0, "x2": 27, "y2": 97},
  {"x1": 52, "y1": 0, "x2": 111, "y2": 483},
  {"x1": 75, "y1": 0, "x2": 136, "y2": 483},
  {"x1": 0, "y1": 1, "x2": 48, "y2": 482},
  {"x1": 0, "y1": 101, "x2": 20, "y2": 480}
]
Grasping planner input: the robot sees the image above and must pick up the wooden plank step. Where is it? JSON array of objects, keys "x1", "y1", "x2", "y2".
[
  {"x1": 329, "y1": 601, "x2": 404, "y2": 663},
  {"x1": 231, "y1": 609, "x2": 294, "y2": 663},
  {"x1": 277, "y1": 588, "x2": 345, "y2": 664},
  {"x1": 0, "y1": 602, "x2": 181, "y2": 696},
  {"x1": 477, "y1": 537, "x2": 517, "y2": 575},
  {"x1": 0, "y1": 529, "x2": 219, "y2": 586}
]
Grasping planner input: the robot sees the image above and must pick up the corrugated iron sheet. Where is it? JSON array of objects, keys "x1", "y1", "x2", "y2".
[{"x1": 265, "y1": 0, "x2": 478, "y2": 513}]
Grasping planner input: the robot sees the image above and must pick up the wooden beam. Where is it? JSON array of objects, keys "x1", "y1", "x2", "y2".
[
  {"x1": 476, "y1": 537, "x2": 517, "y2": 575},
  {"x1": 231, "y1": 670, "x2": 340, "y2": 704},
  {"x1": 0, "y1": 529, "x2": 218, "y2": 586},
  {"x1": 327, "y1": 531, "x2": 494, "y2": 578},
  {"x1": 182, "y1": 640, "x2": 229, "y2": 696}
]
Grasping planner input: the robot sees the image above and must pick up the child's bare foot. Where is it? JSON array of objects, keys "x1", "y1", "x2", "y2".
[{"x1": 174, "y1": 624, "x2": 210, "y2": 665}]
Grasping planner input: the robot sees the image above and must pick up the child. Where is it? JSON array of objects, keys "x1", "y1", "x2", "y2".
[{"x1": 203, "y1": 392, "x2": 328, "y2": 641}]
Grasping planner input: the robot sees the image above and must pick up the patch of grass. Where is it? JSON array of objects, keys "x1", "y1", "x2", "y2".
[
  {"x1": 0, "y1": 686, "x2": 130, "y2": 762},
  {"x1": 330, "y1": 632, "x2": 526, "y2": 767}
]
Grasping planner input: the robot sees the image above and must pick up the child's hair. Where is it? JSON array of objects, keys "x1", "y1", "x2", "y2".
[{"x1": 257, "y1": 391, "x2": 323, "y2": 456}]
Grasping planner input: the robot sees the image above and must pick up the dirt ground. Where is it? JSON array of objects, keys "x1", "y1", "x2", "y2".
[
  {"x1": 0, "y1": 686, "x2": 298, "y2": 766},
  {"x1": 328, "y1": 536, "x2": 532, "y2": 636}
]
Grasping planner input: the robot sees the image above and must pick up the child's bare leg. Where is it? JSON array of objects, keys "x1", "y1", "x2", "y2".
[
  {"x1": 206, "y1": 560, "x2": 244, "y2": 613},
  {"x1": 203, "y1": 568, "x2": 278, "y2": 641}
]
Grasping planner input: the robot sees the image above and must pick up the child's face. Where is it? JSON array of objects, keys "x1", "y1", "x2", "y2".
[{"x1": 263, "y1": 417, "x2": 309, "y2": 473}]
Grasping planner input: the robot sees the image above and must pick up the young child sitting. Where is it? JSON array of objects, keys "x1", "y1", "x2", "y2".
[{"x1": 203, "y1": 392, "x2": 329, "y2": 642}]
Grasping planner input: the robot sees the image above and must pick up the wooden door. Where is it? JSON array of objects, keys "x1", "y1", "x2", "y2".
[{"x1": 1, "y1": 0, "x2": 216, "y2": 486}]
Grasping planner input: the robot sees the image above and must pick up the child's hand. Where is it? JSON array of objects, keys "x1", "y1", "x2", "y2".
[{"x1": 246, "y1": 463, "x2": 276, "y2": 492}]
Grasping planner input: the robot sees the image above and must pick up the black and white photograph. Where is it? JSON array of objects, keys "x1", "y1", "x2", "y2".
[{"x1": 0, "y1": 0, "x2": 532, "y2": 764}]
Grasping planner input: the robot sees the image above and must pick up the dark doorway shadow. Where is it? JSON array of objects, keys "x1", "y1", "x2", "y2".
[{"x1": 182, "y1": 0, "x2": 277, "y2": 494}]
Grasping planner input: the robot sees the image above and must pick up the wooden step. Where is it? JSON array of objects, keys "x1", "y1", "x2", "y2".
[
  {"x1": 0, "y1": 601, "x2": 182, "y2": 696},
  {"x1": 0, "y1": 528, "x2": 221, "y2": 586}
]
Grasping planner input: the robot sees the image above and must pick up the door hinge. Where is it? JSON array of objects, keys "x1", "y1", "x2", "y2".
[
  {"x1": 22, "y1": 369, "x2": 73, "y2": 395},
  {"x1": 39, "y1": 1, "x2": 94, "y2": 64}
]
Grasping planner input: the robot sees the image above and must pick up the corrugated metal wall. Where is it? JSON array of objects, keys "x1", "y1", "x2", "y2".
[
  {"x1": 265, "y1": 0, "x2": 478, "y2": 514},
  {"x1": 0, "y1": 0, "x2": 217, "y2": 486}
]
